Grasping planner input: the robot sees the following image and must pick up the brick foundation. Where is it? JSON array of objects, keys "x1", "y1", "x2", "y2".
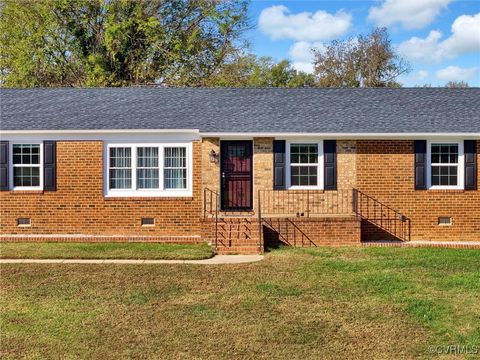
[
  {"x1": 0, "y1": 235, "x2": 203, "y2": 243},
  {"x1": 263, "y1": 216, "x2": 361, "y2": 247}
]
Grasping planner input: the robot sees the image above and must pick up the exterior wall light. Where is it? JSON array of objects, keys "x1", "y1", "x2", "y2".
[{"x1": 209, "y1": 149, "x2": 219, "y2": 163}]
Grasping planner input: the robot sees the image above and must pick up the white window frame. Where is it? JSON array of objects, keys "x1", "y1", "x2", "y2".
[
  {"x1": 105, "y1": 142, "x2": 192, "y2": 197},
  {"x1": 427, "y1": 139, "x2": 464, "y2": 190},
  {"x1": 286, "y1": 140, "x2": 324, "y2": 190},
  {"x1": 9, "y1": 142, "x2": 44, "y2": 191}
]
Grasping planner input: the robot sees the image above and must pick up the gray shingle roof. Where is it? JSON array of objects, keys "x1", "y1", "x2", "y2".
[{"x1": 1, "y1": 88, "x2": 479, "y2": 133}]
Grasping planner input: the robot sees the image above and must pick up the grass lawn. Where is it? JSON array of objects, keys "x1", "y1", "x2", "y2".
[
  {"x1": 0, "y1": 242, "x2": 214, "y2": 260},
  {"x1": 1, "y1": 247, "x2": 479, "y2": 359}
]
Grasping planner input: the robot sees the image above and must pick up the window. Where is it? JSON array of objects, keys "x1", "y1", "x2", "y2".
[
  {"x1": 287, "y1": 142, "x2": 323, "y2": 189},
  {"x1": 137, "y1": 147, "x2": 159, "y2": 189},
  {"x1": 109, "y1": 147, "x2": 132, "y2": 189},
  {"x1": 12, "y1": 143, "x2": 42, "y2": 189},
  {"x1": 106, "y1": 143, "x2": 191, "y2": 197},
  {"x1": 431, "y1": 143, "x2": 459, "y2": 186},
  {"x1": 164, "y1": 147, "x2": 187, "y2": 189},
  {"x1": 428, "y1": 141, "x2": 464, "y2": 189}
]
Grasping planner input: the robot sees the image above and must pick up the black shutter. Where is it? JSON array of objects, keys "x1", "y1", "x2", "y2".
[
  {"x1": 273, "y1": 140, "x2": 286, "y2": 190},
  {"x1": 44, "y1": 141, "x2": 56, "y2": 191},
  {"x1": 324, "y1": 140, "x2": 337, "y2": 190},
  {"x1": 464, "y1": 140, "x2": 477, "y2": 191},
  {"x1": 0, "y1": 141, "x2": 8, "y2": 191},
  {"x1": 414, "y1": 140, "x2": 427, "y2": 190}
]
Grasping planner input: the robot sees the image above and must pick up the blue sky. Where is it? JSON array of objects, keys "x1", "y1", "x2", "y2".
[{"x1": 245, "y1": 0, "x2": 480, "y2": 86}]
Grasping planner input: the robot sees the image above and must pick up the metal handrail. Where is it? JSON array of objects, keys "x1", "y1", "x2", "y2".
[
  {"x1": 258, "y1": 189, "x2": 354, "y2": 217},
  {"x1": 203, "y1": 188, "x2": 219, "y2": 248},
  {"x1": 353, "y1": 188, "x2": 411, "y2": 241}
]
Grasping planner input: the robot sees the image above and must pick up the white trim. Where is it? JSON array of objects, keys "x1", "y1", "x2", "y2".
[
  {"x1": 201, "y1": 132, "x2": 480, "y2": 139},
  {"x1": 104, "y1": 142, "x2": 193, "y2": 197},
  {"x1": 427, "y1": 139, "x2": 465, "y2": 190},
  {"x1": 1, "y1": 129, "x2": 199, "y2": 135},
  {"x1": 1, "y1": 130, "x2": 478, "y2": 140},
  {"x1": 1, "y1": 133, "x2": 200, "y2": 142},
  {"x1": 286, "y1": 140, "x2": 324, "y2": 190},
  {"x1": 9, "y1": 142, "x2": 44, "y2": 191}
]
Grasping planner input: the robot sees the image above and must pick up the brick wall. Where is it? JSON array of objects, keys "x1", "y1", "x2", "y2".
[
  {"x1": 263, "y1": 216, "x2": 361, "y2": 247},
  {"x1": 201, "y1": 137, "x2": 220, "y2": 194},
  {"x1": 0, "y1": 141, "x2": 203, "y2": 240},
  {"x1": 337, "y1": 140, "x2": 357, "y2": 190},
  {"x1": 356, "y1": 140, "x2": 480, "y2": 241},
  {"x1": 2, "y1": 138, "x2": 477, "y2": 244}
]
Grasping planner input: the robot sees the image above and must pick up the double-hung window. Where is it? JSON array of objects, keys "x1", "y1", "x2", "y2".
[
  {"x1": 109, "y1": 147, "x2": 132, "y2": 189},
  {"x1": 164, "y1": 147, "x2": 187, "y2": 189},
  {"x1": 106, "y1": 143, "x2": 191, "y2": 196},
  {"x1": 12, "y1": 143, "x2": 43, "y2": 190},
  {"x1": 428, "y1": 141, "x2": 464, "y2": 189},
  {"x1": 287, "y1": 142, "x2": 323, "y2": 189},
  {"x1": 137, "y1": 147, "x2": 160, "y2": 189}
]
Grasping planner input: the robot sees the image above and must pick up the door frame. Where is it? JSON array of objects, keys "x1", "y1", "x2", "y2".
[{"x1": 219, "y1": 140, "x2": 254, "y2": 211}]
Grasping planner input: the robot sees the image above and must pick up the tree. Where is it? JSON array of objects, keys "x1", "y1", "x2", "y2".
[
  {"x1": 0, "y1": 0, "x2": 249, "y2": 87},
  {"x1": 205, "y1": 54, "x2": 315, "y2": 87},
  {"x1": 445, "y1": 81, "x2": 469, "y2": 88},
  {"x1": 313, "y1": 27, "x2": 410, "y2": 88}
]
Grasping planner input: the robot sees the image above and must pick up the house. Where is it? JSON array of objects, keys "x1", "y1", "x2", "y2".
[{"x1": 0, "y1": 88, "x2": 479, "y2": 253}]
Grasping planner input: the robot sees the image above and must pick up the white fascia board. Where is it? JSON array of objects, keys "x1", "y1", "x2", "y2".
[
  {"x1": 1, "y1": 129, "x2": 479, "y2": 140},
  {"x1": 0, "y1": 129, "x2": 199, "y2": 135},
  {"x1": 200, "y1": 132, "x2": 480, "y2": 139},
  {"x1": 0, "y1": 129, "x2": 201, "y2": 142}
]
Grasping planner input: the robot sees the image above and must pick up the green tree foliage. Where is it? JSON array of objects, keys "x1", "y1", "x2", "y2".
[
  {"x1": 313, "y1": 27, "x2": 410, "y2": 88},
  {"x1": 0, "y1": 0, "x2": 249, "y2": 87},
  {"x1": 206, "y1": 54, "x2": 315, "y2": 87}
]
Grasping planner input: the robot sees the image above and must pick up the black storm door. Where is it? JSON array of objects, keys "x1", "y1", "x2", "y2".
[{"x1": 220, "y1": 141, "x2": 253, "y2": 210}]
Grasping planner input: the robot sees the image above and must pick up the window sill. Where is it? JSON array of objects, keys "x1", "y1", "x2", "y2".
[
  {"x1": 104, "y1": 194, "x2": 194, "y2": 201},
  {"x1": 6, "y1": 190, "x2": 44, "y2": 194},
  {"x1": 425, "y1": 188, "x2": 466, "y2": 193},
  {"x1": 287, "y1": 186, "x2": 324, "y2": 191}
]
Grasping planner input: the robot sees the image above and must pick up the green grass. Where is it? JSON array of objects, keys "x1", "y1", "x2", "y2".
[
  {"x1": 1, "y1": 246, "x2": 479, "y2": 359},
  {"x1": 0, "y1": 242, "x2": 214, "y2": 260}
]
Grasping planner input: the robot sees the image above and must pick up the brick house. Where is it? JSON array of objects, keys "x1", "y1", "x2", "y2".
[{"x1": 0, "y1": 88, "x2": 478, "y2": 253}]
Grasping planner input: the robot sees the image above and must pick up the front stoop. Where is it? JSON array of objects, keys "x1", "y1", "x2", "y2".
[{"x1": 201, "y1": 218, "x2": 263, "y2": 255}]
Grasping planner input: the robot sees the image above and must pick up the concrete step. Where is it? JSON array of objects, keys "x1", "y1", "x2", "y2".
[{"x1": 216, "y1": 246, "x2": 263, "y2": 255}]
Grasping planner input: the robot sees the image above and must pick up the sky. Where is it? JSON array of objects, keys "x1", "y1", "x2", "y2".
[{"x1": 245, "y1": 0, "x2": 480, "y2": 86}]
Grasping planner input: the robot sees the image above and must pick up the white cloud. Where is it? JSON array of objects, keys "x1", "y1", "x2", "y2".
[
  {"x1": 368, "y1": 0, "x2": 452, "y2": 29},
  {"x1": 292, "y1": 62, "x2": 315, "y2": 74},
  {"x1": 416, "y1": 70, "x2": 429, "y2": 80},
  {"x1": 441, "y1": 13, "x2": 480, "y2": 55},
  {"x1": 259, "y1": 5, "x2": 352, "y2": 42},
  {"x1": 288, "y1": 41, "x2": 325, "y2": 73},
  {"x1": 398, "y1": 13, "x2": 480, "y2": 63},
  {"x1": 435, "y1": 66, "x2": 479, "y2": 81},
  {"x1": 398, "y1": 30, "x2": 445, "y2": 62}
]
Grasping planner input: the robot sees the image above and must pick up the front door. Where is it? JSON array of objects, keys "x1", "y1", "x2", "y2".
[{"x1": 220, "y1": 141, "x2": 253, "y2": 210}]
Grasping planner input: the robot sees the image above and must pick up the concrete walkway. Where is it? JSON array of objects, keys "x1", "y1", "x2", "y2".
[{"x1": 0, "y1": 254, "x2": 264, "y2": 265}]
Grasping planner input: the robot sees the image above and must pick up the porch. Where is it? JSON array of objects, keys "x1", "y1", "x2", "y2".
[{"x1": 203, "y1": 188, "x2": 411, "y2": 254}]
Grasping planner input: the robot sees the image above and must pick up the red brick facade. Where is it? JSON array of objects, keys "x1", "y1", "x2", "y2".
[
  {"x1": 0, "y1": 141, "x2": 202, "y2": 241},
  {"x1": 356, "y1": 140, "x2": 480, "y2": 241},
  {"x1": 0, "y1": 138, "x2": 478, "y2": 246}
]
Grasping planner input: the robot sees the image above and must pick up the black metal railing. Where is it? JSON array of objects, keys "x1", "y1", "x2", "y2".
[
  {"x1": 203, "y1": 187, "x2": 219, "y2": 219},
  {"x1": 353, "y1": 188, "x2": 411, "y2": 241},
  {"x1": 258, "y1": 189, "x2": 355, "y2": 217},
  {"x1": 203, "y1": 188, "x2": 219, "y2": 248},
  {"x1": 262, "y1": 217, "x2": 316, "y2": 247}
]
